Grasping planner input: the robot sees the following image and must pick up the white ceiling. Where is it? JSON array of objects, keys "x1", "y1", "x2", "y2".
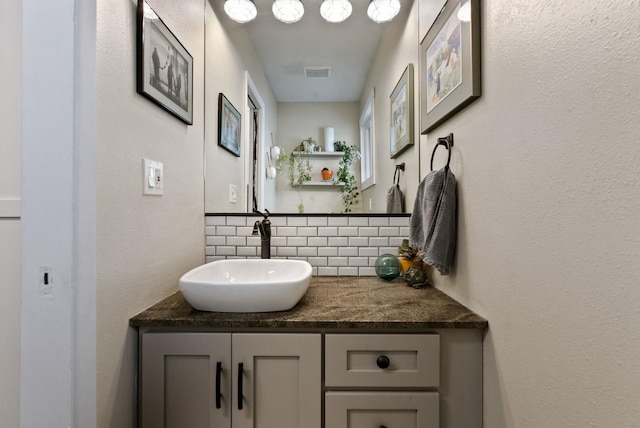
[{"x1": 211, "y1": 0, "x2": 413, "y2": 103}]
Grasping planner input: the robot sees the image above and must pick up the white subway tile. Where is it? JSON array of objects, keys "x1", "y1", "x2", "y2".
[
  {"x1": 226, "y1": 216, "x2": 248, "y2": 226},
  {"x1": 368, "y1": 216, "x2": 389, "y2": 227},
  {"x1": 206, "y1": 216, "x2": 226, "y2": 226},
  {"x1": 308, "y1": 237, "x2": 328, "y2": 247},
  {"x1": 307, "y1": 257, "x2": 328, "y2": 267},
  {"x1": 216, "y1": 246, "x2": 236, "y2": 256},
  {"x1": 287, "y1": 216, "x2": 307, "y2": 226},
  {"x1": 359, "y1": 247, "x2": 379, "y2": 257},
  {"x1": 338, "y1": 267, "x2": 359, "y2": 276},
  {"x1": 297, "y1": 227, "x2": 318, "y2": 237},
  {"x1": 380, "y1": 247, "x2": 397, "y2": 255},
  {"x1": 298, "y1": 247, "x2": 318, "y2": 257},
  {"x1": 277, "y1": 247, "x2": 298, "y2": 257},
  {"x1": 368, "y1": 257, "x2": 379, "y2": 266},
  {"x1": 318, "y1": 247, "x2": 338, "y2": 256},
  {"x1": 236, "y1": 226, "x2": 254, "y2": 237},
  {"x1": 390, "y1": 216, "x2": 411, "y2": 227},
  {"x1": 328, "y1": 237, "x2": 348, "y2": 247},
  {"x1": 348, "y1": 237, "x2": 368, "y2": 246},
  {"x1": 308, "y1": 216, "x2": 328, "y2": 226},
  {"x1": 318, "y1": 227, "x2": 339, "y2": 237},
  {"x1": 311, "y1": 266, "x2": 319, "y2": 276},
  {"x1": 338, "y1": 247, "x2": 358, "y2": 257},
  {"x1": 338, "y1": 227, "x2": 358, "y2": 236},
  {"x1": 379, "y1": 227, "x2": 400, "y2": 237},
  {"x1": 328, "y1": 257, "x2": 348, "y2": 267},
  {"x1": 368, "y1": 237, "x2": 389, "y2": 247},
  {"x1": 226, "y1": 236, "x2": 246, "y2": 246},
  {"x1": 269, "y1": 216, "x2": 287, "y2": 226},
  {"x1": 359, "y1": 267, "x2": 376, "y2": 276},
  {"x1": 237, "y1": 247, "x2": 257, "y2": 256},
  {"x1": 205, "y1": 226, "x2": 217, "y2": 236},
  {"x1": 328, "y1": 216, "x2": 349, "y2": 226},
  {"x1": 400, "y1": 227, "x2": 410, "y2": 236},
  {"x1": 205, "y1": 246, "x2": 216, "y2": 256},
  {"x1": 389, "y1": 237, "x2": 404, "y2": 247},
  {"x1": 206, "y1": 256, "x2": 225, "y2": 263},
  {"x1": 277, "y1": 227, "x2": 297, "y2": 237},
  {"x1": 206, "y1": 236, "x2": 225, "y2": 246},
  {"x1": 318, "y1": 267, "x2": 338, "y2": 276},
  {"x1": 358, "y1": 227, "x2": 379, "y2": 237},
  {"x1": 271, "y1": 237, "x2": 287, "y2": 247},
  {"x1": 216, "y1": 226, "x2": 236, "y2": 236},
  {"x1": 287, "y1": 236, "x2": 307, "y2": 247},
  {"x1": 348, "y1": 257, "x2": 369, "y2": 267},
  {"x1": 348, "y1": 217, "x2": 368, "y2": 226},
  {"x1": 247, "y1": 236, "x2": 261, "y2": 246}
]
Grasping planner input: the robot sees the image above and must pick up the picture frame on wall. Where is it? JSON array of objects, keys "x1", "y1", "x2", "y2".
[
  {"x1": 390, "y1": 64, "x2": 414, "y2": 159},
  {"x1": 218, "y1": 93, "x2": 241, "y2": 157},
  {"x1": 420, "y1": 0, "x2": 481, "y2": 134},
  {"x1": 136, "y1": 0, "x2": 193, "y2": 125}
]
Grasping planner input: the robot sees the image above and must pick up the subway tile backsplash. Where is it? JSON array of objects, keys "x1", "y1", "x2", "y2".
[{"x1": 205, "y1": 215, "x2": 411, "y2": 276}]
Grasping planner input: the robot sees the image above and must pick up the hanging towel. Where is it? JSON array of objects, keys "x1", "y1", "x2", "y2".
[
  {"x1": 386, "y1": 168, "x2": 404, "y2": 213},
  {"x1": 409, "y1": 167, "x2": 457, "y2": 275}
]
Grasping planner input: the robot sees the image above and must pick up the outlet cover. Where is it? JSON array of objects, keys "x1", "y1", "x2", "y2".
[
  {"x1": 229, "y1": 184, "x2": 237, "y2": 203},
  {"x1": 143, "y1": 158, "x2": 163, "y2": 196}
]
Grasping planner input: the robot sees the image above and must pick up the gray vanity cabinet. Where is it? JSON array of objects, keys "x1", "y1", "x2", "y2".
[{"x1": 140, "y1": 332, "x2": 321, "y2": 428}]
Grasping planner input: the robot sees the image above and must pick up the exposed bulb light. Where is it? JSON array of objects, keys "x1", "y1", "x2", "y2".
[
  {"x1": 457, "y1": 1, "x2": 471, "y2": 22},
  {"x1": 272, "y1": 0, "x2": 305, "y2": 24},
  {"x1": 320, "y1": 0, "x2": 352, "y2": 23},
  {"x1": 224, "y1": 0, "x2": 257, "y2": 23},
  {"x1": 367, "y1": 0, "x2": 401, "y2": 23}
]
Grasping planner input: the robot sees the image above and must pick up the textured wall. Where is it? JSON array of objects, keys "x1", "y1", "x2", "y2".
[
  {"x1": 96, "y1": 0, "x2": 205, "y2": 425},
  {"x1": 424, "y1": 0, "x2": 640, "y2": 426}
]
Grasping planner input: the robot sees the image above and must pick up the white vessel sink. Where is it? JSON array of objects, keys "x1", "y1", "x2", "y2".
[{"x1": 179, "y1": 259, "x2": 313, "y2": 313}]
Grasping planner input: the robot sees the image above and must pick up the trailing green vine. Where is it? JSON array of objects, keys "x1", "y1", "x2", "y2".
[
  {"x1": 333, "y1": 141, "x2": 361, "y2": 213},
  {"x1": 287, "y1": 139, "x2": 314, "y2": 212}
]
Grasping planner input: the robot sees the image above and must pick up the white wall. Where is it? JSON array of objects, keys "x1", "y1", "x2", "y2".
[
  {"x1": 0, "y1": 0, "x2": 21, "y2": 425},
  {"x1": 422, "y1": 0, "x2": 640, "y2": 426},
  {"x1": 276, "y1": 102, "x2": 360, "y2": 213},
  {"x1": 361, "y1": 0, "x2": 421, "y2": 213},
  {"x1": 96, "y1": 0, "x2": 205, "y2": 425}
]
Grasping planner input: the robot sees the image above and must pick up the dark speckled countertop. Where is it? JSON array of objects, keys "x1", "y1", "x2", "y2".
[{"x1": 130, "y1": 276, "x2": 488, "y2": 330}]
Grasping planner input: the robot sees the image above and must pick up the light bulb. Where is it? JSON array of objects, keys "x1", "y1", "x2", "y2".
[
  {"x1": 367, "y1": 0, "x2": 401, "y2": 23},
  {"x1": 224, "y1": 0, "x2": 257, "y2": 23},
  {"x1": 272, "y1": 0, "x2": 305, "y2": 24},
  {"x1": 320, "y1": 0, "x2": 352, "y2": 23}
]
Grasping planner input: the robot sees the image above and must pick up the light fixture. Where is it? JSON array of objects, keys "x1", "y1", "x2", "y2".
[
  {"x1": 320, "y1": 0, "x2": 352, "y2": 23},
  {"x1": 224, "y1": 0, "x2": 257, "y2": 23},
  {"x1": 367, "y1": 0, "x2": 400, "y2": 23},
  {"x1": 272, "y1": 0, "x2": 305, "y2": 24}
]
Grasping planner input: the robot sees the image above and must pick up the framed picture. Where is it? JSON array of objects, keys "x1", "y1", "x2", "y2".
[
  {"x1": 390, "y1": 64, "x2": 414, "y2": 159},
  {"x1": 420, "y1": 0, "x2": 481, "y2": 134},
  {"x1": 218, "y1": 93, "x2": 241, "y2": 157},
  {"x1": 136, "y1": 0, "x2": 193, "y2": 125}
]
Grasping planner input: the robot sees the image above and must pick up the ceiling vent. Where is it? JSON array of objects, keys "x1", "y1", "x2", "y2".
[{"x1": 304, "y1": 66, "x2": 331, "y2": 78}]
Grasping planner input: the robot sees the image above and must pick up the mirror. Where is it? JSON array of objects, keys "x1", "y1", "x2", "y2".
[{"x1": 205, "y1": 0, "x2": 421, "y2": 214}]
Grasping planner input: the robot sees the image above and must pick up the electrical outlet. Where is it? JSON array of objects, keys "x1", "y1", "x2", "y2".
[
  {"x1": 39, "y1": 266, "x2": 53, "y2": 298},
  {"x1": 229, "y1": 184, "x2": 237, "y2": 204},
  {"x1": 143, "y1": 158, "x2": 163, "y2": 196}
]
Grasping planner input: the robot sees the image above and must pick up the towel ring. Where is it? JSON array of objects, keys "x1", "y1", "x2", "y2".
[{"x1": 430, "y1": 133, "x2": 454, "y2": 171}]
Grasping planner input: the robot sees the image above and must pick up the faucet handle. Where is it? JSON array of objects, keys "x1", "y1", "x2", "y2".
[
  {"x1": 253, "y1": 208, "x2": 270, "y2": 219},
  {"x1": 252, "y1": 221, "x2": 260, "y2": 235}
]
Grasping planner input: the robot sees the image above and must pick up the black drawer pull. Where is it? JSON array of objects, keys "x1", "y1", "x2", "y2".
[
  {"x1": 215, "y1": 361, "x2": 222, "y2": 409},
  {"x1": 376, "y1": 355, "x2": 390, "y2": 369},
  {"x1": 237, "y1": 362, "x2": 244, "y2": 410}
]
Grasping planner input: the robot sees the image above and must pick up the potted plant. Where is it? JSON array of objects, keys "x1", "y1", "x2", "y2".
[
  {"x1": 333, "y1": 141, "x2": 361, "y2": 213},
  {"x1": 397, "y1": 239, "x2": 424, "y2": 273},
  {"x1": 288, "y1": 140, "x2": 313, "y2": 212}
]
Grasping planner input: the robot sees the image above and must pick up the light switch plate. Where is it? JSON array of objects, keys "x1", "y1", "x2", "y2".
[
  {"x1": 143, "y1": 158, "x2": 163, "y2": 196},
  {"x1": 229, "y1": 184, "x2": 237, "y2": 203}
]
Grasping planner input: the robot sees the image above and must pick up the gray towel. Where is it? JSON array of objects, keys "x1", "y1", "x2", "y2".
[
  {"x1": 409, "y1": 167, "x2": 456, "y2": 275},
  {"x1": 386, "y1": 184, "x2": 404, "y2": 213}
]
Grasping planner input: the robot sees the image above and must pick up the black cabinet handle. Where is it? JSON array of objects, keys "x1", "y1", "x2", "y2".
[
  {"x1": 215, "y1": 361, "x2": 222, "y2": 409},
  {"x1": 237, "y1": 363, "x2": 244, "y2": 410},
  {"x1": 376, "y1": 355, "x2": 390, "y2": 369}
]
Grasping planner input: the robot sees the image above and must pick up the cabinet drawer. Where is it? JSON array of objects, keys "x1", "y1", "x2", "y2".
[
  {"x1": 325, "y1": 334, "x2": 439, "y2": 388},
  {"x1": 325, "y1": 391, "x2": 439, "y2": 428}
]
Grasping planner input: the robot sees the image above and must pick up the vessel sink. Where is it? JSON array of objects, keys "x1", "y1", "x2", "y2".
[{"x1": 179, "y1": 259, "x2": 313, "y2": 313}]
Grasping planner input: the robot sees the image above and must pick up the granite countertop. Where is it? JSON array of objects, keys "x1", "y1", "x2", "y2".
[{"x1": 130, "y1": 276, "x2": 488, "y2": 330}]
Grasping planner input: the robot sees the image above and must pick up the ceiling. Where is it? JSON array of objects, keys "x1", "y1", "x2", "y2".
[{"x1": 211, "y1": 0, "x2": 412, "y2": 103}]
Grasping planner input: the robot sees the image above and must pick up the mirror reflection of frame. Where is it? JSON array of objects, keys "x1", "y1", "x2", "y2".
[{"x1": 218, "y1": 93, "x2": 241, "y2": 157}]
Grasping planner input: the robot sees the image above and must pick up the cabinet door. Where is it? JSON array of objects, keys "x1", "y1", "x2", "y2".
[
  {"x1": 232, "y1": 333, "x2": 321, "y2": 428},
  {"x1": 325, "y1": 391, "x2": 439, "y2": 428},
  {"x1": 141, "y1": 333, "x2": 232, "y2": 428}
]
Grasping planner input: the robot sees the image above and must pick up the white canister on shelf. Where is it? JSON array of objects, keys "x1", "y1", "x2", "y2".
[{"x1": 324, "y1": 127, "x2": 335, "y2": 152}]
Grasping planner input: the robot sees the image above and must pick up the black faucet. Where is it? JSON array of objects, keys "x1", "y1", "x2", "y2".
[{"x1": 252, "y1": 209, "x2": 271, "y2": 259}]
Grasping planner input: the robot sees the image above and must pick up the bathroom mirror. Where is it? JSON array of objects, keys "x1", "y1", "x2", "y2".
[{"x1": 205, "y1": 0, "x2": 420, "y2": 214}]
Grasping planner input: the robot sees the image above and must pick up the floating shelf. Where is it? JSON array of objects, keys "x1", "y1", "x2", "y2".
[
  {"x1": 292, "y1": 151, "x2": 344, "y2": 158},
  {"x1": 299, "y1": 181, "x2": 344, "y2": 187}
]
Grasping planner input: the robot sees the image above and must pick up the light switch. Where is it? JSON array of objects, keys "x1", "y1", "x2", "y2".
[
  {"x1": 143, "y1": 158, "x2": 163, "y2": 196},
  {"x1": 229, "y1": 184, "x2": 237, "y2": 203}
]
